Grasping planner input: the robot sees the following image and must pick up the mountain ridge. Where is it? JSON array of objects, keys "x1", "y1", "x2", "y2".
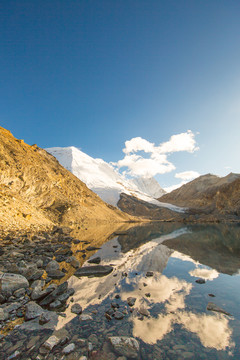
[
  {"x1": 0, "y1": 127, "x2": 133, "y2": 231},
  {"x1": 46, "y1": 146, "x2": 166, "y2": 207},
  {"x1": 159, "y1": 172, "x2": 240, "y2": 217}
]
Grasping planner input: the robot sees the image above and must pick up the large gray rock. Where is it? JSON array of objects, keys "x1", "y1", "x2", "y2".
[
  {"x1": 45, "y1": 260, "x2": 59, "y2": 273},
  {"x1": 25, "y1": 301, "x2": 44, "y2": 321},
  {"x1": 108, "y1": 337, "x2": 140, "y2": 359},
  {"x1": 0, "y1": 308, "x2": 9, "y2": 321},
  {"x1": 31, "y1": 280, "x2": 57, "y2": 301},
  {"x1": 22, "y1": 266, "x2": 44, "y2": 281},
  {"x1": 47, "y1": 269, "x2": 65, "y2": 279},
  {"x1": 0, "y1": 273, "x2": 29, "y2": 295},
  {"x1": 19, "y1": 310, "x2": 58, "y2": 331},
  {"x1": 74, "y1": 265, "x2": 113, "y2": 277},
  {"x1": 39, "y1": 282, "x2": 68, "y2": 306}
]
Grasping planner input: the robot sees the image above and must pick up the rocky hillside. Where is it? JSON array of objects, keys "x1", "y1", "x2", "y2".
[
  {"x1": 0, "y1": 127, "x2": 133, "y2": 231},
  {"x1": 159, "y1": 173, "x2": 240, "y2": 217},
  {"x1": 117, "y1": 193, "x2": 184, "y2": 221}
]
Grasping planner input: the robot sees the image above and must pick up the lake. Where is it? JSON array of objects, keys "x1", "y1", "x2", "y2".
[{"x1": 2, "y1": 222, "x2": 240, "y2": 359}]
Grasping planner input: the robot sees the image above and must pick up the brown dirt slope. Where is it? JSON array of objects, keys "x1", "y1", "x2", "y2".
[
  {"x1": 0, "y1": 127, "x2": 133, "y2": 231},
  {"x1": 159, "y1": 173, "x2": 240, "y2": 216}
]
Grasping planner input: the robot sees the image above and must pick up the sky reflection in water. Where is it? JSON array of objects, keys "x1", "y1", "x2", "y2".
[{"x1": 63, "y1": 223, "x2": 240, "y2": 358}]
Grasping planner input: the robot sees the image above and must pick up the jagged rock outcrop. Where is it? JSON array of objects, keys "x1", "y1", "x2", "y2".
[
  {"x1": 117, "y1": 193, "x2": 184, "y2": 221},
  {"x1": 0, "y1": 127, "x2": 132, "y2": 231},
  {"x1": 159, "y1": 173, "x2": 240, "y2": 217}
]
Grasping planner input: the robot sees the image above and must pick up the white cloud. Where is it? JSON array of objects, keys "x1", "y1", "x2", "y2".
[
  {"x1": 175, "y1": 171, "x2": 200, "y2": 181},
  {"x1": 157, "y1": 130, "x2": 199, "y2": 154},
  {"x1": 116, "y1": 154, "x2": 175, "y2": 177},
  {"x1": 123, "y1": 137, "x2": 155, "y2": 154},
  {"x1": 114, "y1": 130, "x2": 199, "y2": 178}
]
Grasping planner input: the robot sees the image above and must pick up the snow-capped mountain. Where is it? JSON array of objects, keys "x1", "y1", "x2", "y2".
[
  {"x1": 130, "y1": 176, "x2": 166, "y2": 198},
  {"x1": 46, "y1": 146, "x2": 183, "y2": 213}
]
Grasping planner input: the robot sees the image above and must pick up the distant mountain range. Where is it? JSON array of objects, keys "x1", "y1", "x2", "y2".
[{"x1": 159, "y1": 173, "x2": 240, "y2": 217}]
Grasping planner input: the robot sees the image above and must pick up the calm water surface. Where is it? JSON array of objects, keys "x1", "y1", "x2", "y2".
[{"x1": 4, "y1": 223, "x2": 240, "y2": 359}]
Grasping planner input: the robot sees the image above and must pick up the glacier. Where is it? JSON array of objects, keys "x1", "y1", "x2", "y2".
[{"x1": 45, "y1": 146, "x2": 185, "y2": 213}]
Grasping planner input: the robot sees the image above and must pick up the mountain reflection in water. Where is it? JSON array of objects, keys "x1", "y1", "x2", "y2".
[
  {"x1": 62, "y1": 223, "x2": 240, "y2": 356},
  {"x1": 4, "y1": 223, "x2": 240, "y2": 359}
]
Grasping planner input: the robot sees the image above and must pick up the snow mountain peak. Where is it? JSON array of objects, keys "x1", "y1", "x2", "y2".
[{"x1": 46, "y1": 146, "x2": 166, "y2": 206}]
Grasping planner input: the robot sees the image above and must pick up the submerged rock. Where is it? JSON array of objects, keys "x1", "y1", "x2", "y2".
[
  {"x1": 146, "y1": 271, "x2": 153, "y2": 277},
  {"x1": 71, "y1": 303, "x2": 82, "y2": 314},
  {"x1": 114, "y1": 311, "x2": 124, "y2": 320},
  {"x1": 195, "y1": 279, "x2": 206, "y2": 284},
  {"x1": 74, "y1": 265, "x2": 113, "y2": 277},
  {"x1": 127, "y1": 297, "x2": 136, "y2": 307},
  {"x1": 108, "y1": 336, "x2": 140, "y2": 359},
  {"x1": 207, "y1": 302, "x2": 232, "y2": 316}
]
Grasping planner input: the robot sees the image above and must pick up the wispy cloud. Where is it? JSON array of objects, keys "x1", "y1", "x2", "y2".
[
  {"x1": 114, "y1": 130, "x2": 199, "y2": 178},
  {"x1": 164, "y1": 170, "x2": 200, "y2": 192},
  {"x1": 175, "y1": 171, "x2": 200, "y2": 181}
]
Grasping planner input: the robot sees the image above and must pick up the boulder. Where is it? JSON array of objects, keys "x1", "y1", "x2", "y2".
[
  {"x1": 25, "y1": 301, "x2": 44, "y2": 321},
  {"x1": 47, "y1": 269, "x2": 65, "y2": 279},
  {"x1": 39, "y1": 282, "x2": 68, "y2": 306},
  {"x1": 45, "y1": 260, "x2": 59, "y2": 273},
  {"x1": 0, "y1": 273, "x2": 29, "y2": 295}
]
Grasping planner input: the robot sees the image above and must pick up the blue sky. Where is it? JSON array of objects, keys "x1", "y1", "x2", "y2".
[{"x1": 1, "y1": 0, "x2": 240, "y2": 188}]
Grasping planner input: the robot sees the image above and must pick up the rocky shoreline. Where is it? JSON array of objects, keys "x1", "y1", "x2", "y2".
[{"x1": 0, "y1": 226, "x2": 143, "y2": 360}]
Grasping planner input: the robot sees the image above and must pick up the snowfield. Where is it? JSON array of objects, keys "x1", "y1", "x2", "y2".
[{"x1": 46, "y1": 146, "x2": 186, "y2": 213}]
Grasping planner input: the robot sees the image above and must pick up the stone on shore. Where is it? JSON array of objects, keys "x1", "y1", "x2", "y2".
[
  {"x1": 25, "y1": 301, "x2": 44, "y2": 321},
  {"x1": 42, "y1": 335, "x2": 60, "y2": 351},
  {"x1": 0, "y1": 273, "x2": 29, "y2": 295},
  {"x1": 88, "y1": 257, "x2": 101, "y2": 264},
  {"x1": 62, "y1": 343, "x2": 75, "y2": 354}
]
